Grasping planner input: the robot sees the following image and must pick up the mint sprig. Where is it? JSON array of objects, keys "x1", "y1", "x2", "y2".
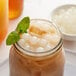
[
  {"x1": 16, "y1": 17, "x2": 30, "y2": 33},
  {"x1": 6, "y1": 17, "x2": 30, "y2": 45},
  {"x1": 6, "y1": 31, "x2": 20, "y2": 45}
]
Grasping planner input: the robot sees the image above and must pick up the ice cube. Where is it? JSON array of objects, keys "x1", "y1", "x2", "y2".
[
  {"x1": 39, "y1": 39, "x2": 48, "y2": 47},
  {"x1": 45, "y1": 44, "x2": 51, "y2": 50},
  {"x1": 50, "y1": 35, "x2": 60, "y2": 45},
  {"x1": 21, "y1": 33, "x2": 30, "y2": 41},
  {"x1": 30, "y1": 36, "x2": 39, "y2": 45},
  {"x1": 43, "y1": 34, "x2": 52, "y2": 41},
  {"x1": 18, "y1": 39, "x2": 25, "y2": 46},
  {"x1": 25, "y1": 44, "x2": 30, "y2": 50},
  {"x1": 36, "y1": 47, "x2": 44, "y2": 52}
]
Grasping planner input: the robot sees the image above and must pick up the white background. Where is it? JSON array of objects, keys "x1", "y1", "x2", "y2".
[{"x1": 0, "y1": 0, "x2": 76, "y2": 76}]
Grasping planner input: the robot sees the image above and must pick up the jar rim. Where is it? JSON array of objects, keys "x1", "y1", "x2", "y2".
[{"x1": 14, "y1": 19, "x2": 63, "y2": 57}]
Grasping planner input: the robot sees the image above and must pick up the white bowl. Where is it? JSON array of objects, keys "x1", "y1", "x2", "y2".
[
  {"x1": 51, "y1": 4, "x2": 76, "y2": 41},
  {"x1": 61, "y1": 32, "x2": 76, "y2": 41}
]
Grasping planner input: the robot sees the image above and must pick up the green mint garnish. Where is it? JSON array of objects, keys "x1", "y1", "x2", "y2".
[
  {"x1": 16, "y1": 17, "x2": 30, "y2": 33},
  {"x1": 6, "y1": 16, "x2": 30, "y2": 45},
  {"x1": 6, "y1": 31, "x2": 20, "y2": 45}
]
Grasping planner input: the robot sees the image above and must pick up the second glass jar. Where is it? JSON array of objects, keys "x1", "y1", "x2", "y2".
[{"x1": 9, "y1": 0, "x2": 24, "y2": 19}]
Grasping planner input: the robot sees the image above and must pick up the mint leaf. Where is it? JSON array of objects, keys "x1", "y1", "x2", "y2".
[
  {"x1": 6, "y1": 16, "x2": 30, "y2": 45},
  {"x1": 6, "y1": 31, "x2": 20, "y2": 45},
  {"x1": 16, "y1": 17, "x2": 30, "y2": 33}
]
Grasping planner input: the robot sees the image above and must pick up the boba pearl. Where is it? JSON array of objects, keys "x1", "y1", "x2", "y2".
[{"x1": 36, "y1": 47, "x2": 44, "y2": 52}]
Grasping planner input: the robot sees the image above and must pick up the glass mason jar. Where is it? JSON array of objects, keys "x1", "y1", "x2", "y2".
[
  {"x1": 0, "y1": 0, "x2": 8, "y2": 44},
  {"x1": 9, "y1": 19, "x2": 65, "y2": 76},
  {"x1": 9, "y1": 0, "x2": 24, "y2": 19}
]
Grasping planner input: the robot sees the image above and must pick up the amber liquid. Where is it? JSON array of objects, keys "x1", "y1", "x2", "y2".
[
  {"x1": 9, "y1": 45, "x2": 65, "y2": 76},
  {"x1": 0, "y1": 0, "x2": 8, "y2": 44},
  {"x1": 9, "y1": 0, "x2": 24, "y2": 19}
]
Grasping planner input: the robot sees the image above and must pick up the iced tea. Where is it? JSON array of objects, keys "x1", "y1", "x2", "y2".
[
  {"x1": 9, "y1": 0, "x2": 24, "y2": 19},
  {"x1": 9, "y1": 19, "x2": 65, "y2": 76},
  {"x1": 0, "y1": 0, "x2": 8, "y2": 44}
]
